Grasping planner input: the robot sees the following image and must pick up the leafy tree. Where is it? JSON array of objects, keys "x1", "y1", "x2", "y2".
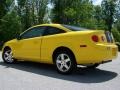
[
  {"x1": 1, "y1": 0, "x2": 120, "y2": 49},
  {"x1": 0, "y1": 10, "x2": 22, "y2": 42},
  {"x1": 112, "y1": 28, "x2": 120, "y2": 42},
  {"x1": 101, "y1": 0, "x2": 118, "y2": 32},
  {"x1": 0, "y1": 0, "x2": 7, "y2": 24},
  {"x1": 52, "y1": 0, "x2": 95, "y2": 29},
  {"x1": 17, "y1": 0, "x2": 48, "y2": 31},
  {"x1": 114, "y1": 0, "x2": 120, "y2": 32},
  {"x1": 93, "y1": 5, "x2": 106, "y2": 30},
  {"x1": 0, "y1": 0, "x2": 14, "y2": 48}
]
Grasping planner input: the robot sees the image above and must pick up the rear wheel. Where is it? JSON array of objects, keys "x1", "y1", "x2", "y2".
[
  {"x1": 2, "y1": 48, "x2": 15, "y2": 64},
  {"x1": 54, "y1": 50, "x2": 76, "y2": 74}
]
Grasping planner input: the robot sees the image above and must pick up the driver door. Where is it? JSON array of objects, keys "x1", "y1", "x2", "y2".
[{"x1": 14, "y1": 26, "x2": 46, "y2": 61}]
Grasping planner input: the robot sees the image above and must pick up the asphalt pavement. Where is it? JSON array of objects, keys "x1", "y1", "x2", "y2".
[{"x1": 0, "y1": 51, "x2": 120, "y2": 90}]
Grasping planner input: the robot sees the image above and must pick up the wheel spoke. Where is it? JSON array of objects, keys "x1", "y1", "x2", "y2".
[
  {"x1": 56, "y1": 60, "x2": 62, "y2": 64},
  {"x1": 4, "y1": 52, "x2": 9, "y2": 56},
  {"x1": 65, "y1": 58, "x2": 70, "y2": 63},
  {"x1": 4, "y1": 56, "x2": 9, "y2": 60},
  {"x1": 61, "y1": 54, "x2": 64, "y2": 60},
  {"x1": 59, "y1": 64, "x2": 64, "y2": 70},
  {"x1": 10, "y1": 52, "x2": 13, "y2": 56},
  {"x1": 64, "y1": 64, "x2": 69, "y2": 70}
]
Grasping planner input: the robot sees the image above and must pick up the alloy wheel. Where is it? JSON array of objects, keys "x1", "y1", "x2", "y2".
[
  {"x1": 3, "y1": 50, "x2": 14, "y2": 63},
  {"x1": 56, "y1": 53, "x2": 71, "y2": 72}
]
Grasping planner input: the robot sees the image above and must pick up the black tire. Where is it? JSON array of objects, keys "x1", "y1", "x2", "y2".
[
  {"x1": 2, "y1": 47, "x2": 16, "y2": 64},
  {"x1": 53, "y1": 50, "x2": 76, "y2": 74},
  {"x1": 86, "y1": 64, "x2": 99, "y2": 69}
]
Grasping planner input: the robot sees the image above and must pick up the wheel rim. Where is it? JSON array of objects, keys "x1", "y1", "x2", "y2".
[
  {"x1": 56, "y1": 53, "x2": 71, "y2": 72},
  {"x1": 4, "y1": 50, "x2": 14, "y2": 63}
]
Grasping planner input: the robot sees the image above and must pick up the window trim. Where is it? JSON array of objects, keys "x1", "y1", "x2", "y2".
[
  {"x1": 43, "y1": 26, "x2": 66, "y2": 36},
  {"x1": 62, "y1": 24, "x2": 89, "y2": 31},
  {"x1": 19, "y1": 26, "x2": 47, "y2": 40}
]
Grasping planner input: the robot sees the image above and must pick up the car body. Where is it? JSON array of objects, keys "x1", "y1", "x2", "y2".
[{"x1": 2, "y1": 24, "x2": 118, "y2": 74}]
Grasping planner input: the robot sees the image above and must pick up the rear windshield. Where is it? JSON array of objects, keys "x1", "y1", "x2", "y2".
[{"x1": 62, "y1": 24, "x2": 89, "y2": 31}]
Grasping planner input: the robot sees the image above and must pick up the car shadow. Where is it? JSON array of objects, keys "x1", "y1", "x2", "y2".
[{"x1": 0, "y1": 61, "x2": 118, "y2": 83}]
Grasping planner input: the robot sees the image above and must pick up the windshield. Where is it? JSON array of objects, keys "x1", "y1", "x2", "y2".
[{"x1": 62, "y1": 24, "x2": 89, "y2": 31}]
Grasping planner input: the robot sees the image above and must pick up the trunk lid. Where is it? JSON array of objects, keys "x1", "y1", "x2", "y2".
[{"x1": 89, "y1": 30, "x2": 115, "y2": 44}]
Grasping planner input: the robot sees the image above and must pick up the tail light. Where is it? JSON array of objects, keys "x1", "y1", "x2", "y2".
[{"x1": 92, "y1": 35, "x2": 99, "y2": 42}]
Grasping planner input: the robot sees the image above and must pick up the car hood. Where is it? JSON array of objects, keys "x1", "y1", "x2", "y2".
[
  {"x1": 6, "y1": 39, "x2": 17, "y2": 43},
  {"x1": 4, "y1": 39, "x2": 17, "y2": 46}
]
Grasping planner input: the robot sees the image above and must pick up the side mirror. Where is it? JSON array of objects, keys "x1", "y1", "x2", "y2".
[{"x1": 16, "y1": 35, "x2": 21, "y2": 40}]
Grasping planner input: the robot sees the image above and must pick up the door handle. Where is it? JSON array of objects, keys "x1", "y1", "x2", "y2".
[{"x1": 34, "y1": 41, "x2": 39, "y2": 44}]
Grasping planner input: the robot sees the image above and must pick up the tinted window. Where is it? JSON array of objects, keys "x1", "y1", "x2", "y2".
[
  {"x1": 21, "y1": 26, "x2": 46, "y2": 39},
  {"x1": 44, "y1": 27, "x2": 66, "y2": 36},
  {"x1": 62, "y1": 24, "x2": 89, "y2": 31}
]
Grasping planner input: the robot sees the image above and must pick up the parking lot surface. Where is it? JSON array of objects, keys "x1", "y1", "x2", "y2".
[{"x1": 0, "y1": 52, "x2": 120, "y2": 90}]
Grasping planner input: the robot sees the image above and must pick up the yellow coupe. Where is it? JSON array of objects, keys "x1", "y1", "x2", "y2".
[{"x1": 2, "y1": 24, "x2": 118, "y2": 74}]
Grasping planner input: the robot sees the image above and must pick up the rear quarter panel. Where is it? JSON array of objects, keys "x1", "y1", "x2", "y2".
[{"x1": 40, "y1": 31, "x2": 93, "y2": 64}]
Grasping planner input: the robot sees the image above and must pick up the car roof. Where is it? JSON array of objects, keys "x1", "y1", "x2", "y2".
[
  {"x1": 32, "y1": 24, "x2": 62, "y2": 28},
  {"x1": 29, "y1": 24, "x2": 71, "y2": 32}
]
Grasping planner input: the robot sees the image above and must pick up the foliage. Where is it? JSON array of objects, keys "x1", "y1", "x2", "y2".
[
  {"x1": 0, "y1": 10, "x2": 22, "y2": 42},
  {"x1": 101, "y1": 0, "x2": 118, "y2": 32},
  {"x1": 0, "y1": 0, "x2": 120, "y2": 50},
  {"x1": 93, "y1": 5, "x2": 106, "y2": 30},
  {"x1": 0, "y1": 0, "x2": 48, "y2": 46},
  {"x1": 112, "y1": 28, "x2": 120, "y2": 42},
  {"x1": 17, "y1": 0, "x2": 48, "y2": 30},
  {"x1": 52, "y1": 0, "x2": 95, "y2": 29},
  {"x1": 0, "y1": 0, "x2": 7, "y2": 24},
  {"x1": 112, "y1": 28, "x2": 120, "y2": 51}
]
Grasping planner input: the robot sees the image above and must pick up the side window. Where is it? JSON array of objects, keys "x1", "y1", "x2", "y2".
[
  {"x1": 20, "y1": 26, "x2": 46, "y2": 39},
  {"x1": 44, "y1": 27, "x2": 66, "y2": 36}
]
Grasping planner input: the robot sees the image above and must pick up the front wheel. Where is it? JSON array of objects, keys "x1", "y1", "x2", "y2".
[
  {"x1": 2, "y1": 48, "x2": 15, "y2": 64},
  {"x1": 54, "y1": 50, "x2": 76, "y2": 74}
]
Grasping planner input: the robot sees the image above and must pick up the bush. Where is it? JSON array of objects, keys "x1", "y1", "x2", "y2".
[
  {"x1": 112, "y1": 28, "x2": 120, "y2": 42},
  {"x1": 0, "y1": 11, "x2": 22, "y2": 44},
  {"x1": 112, "y1": 28, "x2": 120, "y2": 51}
]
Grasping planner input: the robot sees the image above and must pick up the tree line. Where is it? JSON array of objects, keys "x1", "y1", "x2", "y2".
[{"x1": 0, "y1": 0, "x2": 120, "y2": 48}]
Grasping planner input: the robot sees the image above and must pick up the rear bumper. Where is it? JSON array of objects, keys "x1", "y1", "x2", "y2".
[{"x1": 75, "y1": 44, "x2": 118, "y2": 64}]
